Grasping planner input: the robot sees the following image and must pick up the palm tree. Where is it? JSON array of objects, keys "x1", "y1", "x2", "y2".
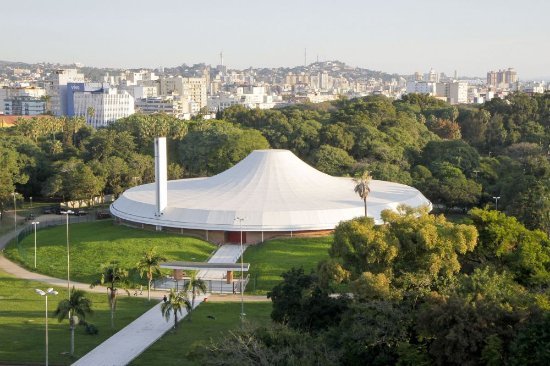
[
  {"x1": 161, "y1": 289, "x2": 191, "y2": 330},
  {"x1": 136, "y1": 248, "x2": 167, "y2": 301},
  {"x1": 90, "y1": 261, "x2": 130, "y2": 328},
  {"x1": 354, "y1": 171, "x2": 372, "y2": 217},
  {"x1": 186, "y1": 271, "x2": 208, "y2": 321},
  {"x1": 54, "y1": 287, "x2": 93, "y2": 356}
]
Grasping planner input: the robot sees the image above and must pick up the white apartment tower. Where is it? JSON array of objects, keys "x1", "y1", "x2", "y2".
[
  {"x1": 47, "y1": 69, "x2": 85, "y2": 116},
  {"x1": 73, "y1": 88, "x2": 134, "y2": 128}
]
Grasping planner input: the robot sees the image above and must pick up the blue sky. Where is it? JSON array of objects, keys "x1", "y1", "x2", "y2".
[{"x1": 3, "y1": 0, "x2": 549, "y2": 78}]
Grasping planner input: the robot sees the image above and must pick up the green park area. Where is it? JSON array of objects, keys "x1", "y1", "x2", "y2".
[
  {"x1": 0, "y1": 269, "x2": 151, "y2": 365},
  {"x1": 244, "y1": 236, "x2": 332, "y2": 294},
  {"x1": 131, "y1": 302, "x2": 272, "y2": 366},
  {"x1": 5, "y1": 220, "x2": 332, "y2": 294},
  {"x1": 4, "y1": 220, "x2": 217, "y2": 284}
]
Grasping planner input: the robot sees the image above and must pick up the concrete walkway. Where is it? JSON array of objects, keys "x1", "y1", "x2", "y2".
[
  {"x1": 0, "y1": 218, "x2": 267, "y2": 365},
  {"x1": 73, "y1": 294, "x2": 206, "y2": 366},
  {"x1": 198, "y1": 244, "x2": 247, "y2": 280}
]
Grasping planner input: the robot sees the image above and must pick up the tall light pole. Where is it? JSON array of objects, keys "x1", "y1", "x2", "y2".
[
  {"x1": 63, "y1": 212, "x2": 71, "y2": 297},
  {"x1": 493, "y1": 196, "x2": 501, "y2": 211},
  {"x1": 12, "y1": 192, "x2": 17, "y2": 240},
  {"x1": 234, "y1": 216, "x2": 245, "y2": 323},
  {"x1": 35, "y1": 288, "x2": 58, "y2": 366},
  {"x1": 32, "y1": 221, "x2": 40, "y2": 268}
]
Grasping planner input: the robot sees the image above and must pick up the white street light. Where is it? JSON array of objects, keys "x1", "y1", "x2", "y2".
[
  {"x1": 492, "y1": 196, "x2": 501, "y2": 211},
  {"x1": 12, "y1": 192, "x2": 17, "y2": 241},
  {"x1": 32, "y1": 221, "x2": 40, "y2": 268},
  {"x1": 234, "y1": 216, "x2": 245, "y2": 323},
  {"x1": 62, "y1": 212, "x2": 71, "y2": 297},
  {"x1": 35, "y1": 287, "x2": 58, "y2": 366}
]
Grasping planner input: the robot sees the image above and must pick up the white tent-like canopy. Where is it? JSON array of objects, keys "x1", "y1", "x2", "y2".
[{"x1": 110, "y1": 149, "x2": 431, "y2": 232}]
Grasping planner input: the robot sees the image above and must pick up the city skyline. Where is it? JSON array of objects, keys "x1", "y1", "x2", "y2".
[{"x1": 3, "y1": 0, "x2": 550, "y2": 79}]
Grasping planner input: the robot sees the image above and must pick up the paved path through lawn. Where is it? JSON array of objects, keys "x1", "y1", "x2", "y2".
[
  {"x1": 72, "y1": 245, "x2": 250, "y2": 365},
  {"x1": 198, "y1": 244, "x2": 247, "y2": 280},
  {"x1": 0, "y1": 223, "x2": 267, "y2": 365},
  {"x1": 72, "y1": 294, "x2": 206, "y2": 366}
]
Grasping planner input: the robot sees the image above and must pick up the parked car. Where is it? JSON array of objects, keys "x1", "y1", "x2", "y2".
[
  {"x1": 59, "y1": 209, "x2": 75, "y2": 215},
  {"x1": 75, "y1": 210, "x2": 88, "y2": 216}
]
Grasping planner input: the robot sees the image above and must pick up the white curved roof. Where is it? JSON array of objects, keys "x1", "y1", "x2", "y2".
[{"x1": 110, "y1": 149, "x2": 431, "y2": 231}]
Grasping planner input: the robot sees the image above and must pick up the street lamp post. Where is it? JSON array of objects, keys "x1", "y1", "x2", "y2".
[
  {"x1": 493, "y1": 196, "x2": 501, "y2": 211},
  {"x1": 32, "y1": 221, "x2": 40, "y2": 268},
  {"x1": 63, "y1": 212, "x2": 71, "y2": 297},
  {"x1": 35, "y1": 288, "x2": 58, "y2": 366},
  {"x1": 234, "y1": 216, "x2": 245, "y2": 323},
  {"x1": 30, "y1": 196, "x2": 33, "y2": 209},
  {"x1": 13, "y1": 192, "x2": 17, "y2": 240}
]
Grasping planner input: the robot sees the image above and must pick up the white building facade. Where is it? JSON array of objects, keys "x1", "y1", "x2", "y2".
[{"x1": 73, "y1": 88, "x2": 134, "y2": 128}]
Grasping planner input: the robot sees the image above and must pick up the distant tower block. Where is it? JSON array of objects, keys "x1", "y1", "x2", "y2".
[{"x1": 154, "y1": 137, "x2": 167, "y2": 217}]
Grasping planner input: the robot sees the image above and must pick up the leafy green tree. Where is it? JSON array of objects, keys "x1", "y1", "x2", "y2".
[
  {"x1": 268, "y1": 267, "x2": 349, "y2": 332},
  {"x1": 136, "y1": 248, "x2": 167, "y2": 301},
  {"x1": 509, "y1": 311, "x2": 550, "y2": 365},
  {"x1": 54, "y1": 287, "x2": 93, "y2": 355},
  {"x1": 191, "y1": 324, "x2": 340, "y2": 365},
  {"x1": 179, "y1": 120, "x2": 270, "y2": 176},
  {"x1": 425, "y1": 117, "x2": 461, "y2": 139},
  {"x1": 161, "y1": 289, "x2": 191, "y2": 330},
  {"x1": 330, "y1": 216, "x2": 398, "y2": 276},
  {"x1": 336, "y1": 301, "x2": 411, "y2": 366},
  {"x1": 417, "y1": 268, "x2": 532, "y2": 366},
  {"x1": 316, "y1": 258, "x2": 350, "y2": 290},
  {"x1": 313, "y1": 145, "x2": 355, "y2": 176},
  {"x1": 90, "y1": 261, "x2": 131, "y2": 328},
  {"x1": 468, "y1": 208, "x2": 550, "y2": 287},
  {"x1": 331, "y1": 206, "x2": 478, "y2": 282}
]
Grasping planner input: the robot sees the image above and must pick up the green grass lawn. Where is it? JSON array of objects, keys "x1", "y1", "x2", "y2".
[
  {"x1": 4, "y1": 220, "x2": 217, "y2": 284},
  {"x1": 130, "y1": 302, "x2": 273, "y2": 366},
  {"x1": 244, "y1": 236, "x2": 332, "y2": 294},
  {"x1": 0, "y1": 269, "x2": 152, "y2": 365}
]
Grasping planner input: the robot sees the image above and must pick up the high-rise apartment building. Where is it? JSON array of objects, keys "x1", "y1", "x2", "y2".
[
  {"x1": 436, "y1": 82, "x2": 468, "y2": 104},
  {"x1": 159, "y1": 76, "x2": 207, "y2": 109},
  {"x1": 486, "y1": 68, "x2": 517, "y2": 87},
  {"x1": 46, "y1": 69, "x2": 85, "y2": 116},
  {"x1": 69, "y1": 83, "x2": 134, "y2": 128}
]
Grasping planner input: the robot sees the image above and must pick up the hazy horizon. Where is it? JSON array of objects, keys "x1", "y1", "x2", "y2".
[{"x1": 3, "y1": 0, "x2": 549, "y2": 79}]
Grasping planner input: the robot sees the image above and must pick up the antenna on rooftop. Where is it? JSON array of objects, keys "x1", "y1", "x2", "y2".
[
  {"x1": 220, "y1": 51, "x2": 223, "y2": 67},
  {"x1": 304, "y1": 48, "x2": 307, "y2": 67}
]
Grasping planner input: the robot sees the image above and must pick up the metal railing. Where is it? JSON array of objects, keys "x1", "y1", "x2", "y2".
[{"x1": 153, "y1": 274, "x2": 250, "y2": 294}]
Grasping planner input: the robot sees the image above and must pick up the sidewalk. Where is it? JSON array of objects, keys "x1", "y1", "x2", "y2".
[
  {"x1": 73, "y1": 294, "x2": 206, "y2": 366},
  {"x1": 0, "y1": 219, "x2": 268, "y2": 366},
  {"x1": 198, "y1": 244, "x2": 247, "y2": 280}
]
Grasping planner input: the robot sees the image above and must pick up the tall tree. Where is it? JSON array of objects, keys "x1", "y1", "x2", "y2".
[
  {"x1": 54, "y1": 287, "x2": 93, "y2": 356},
  {"x1": 90, "y1": 261, "x2": 130, "y2": 328},
  {"x1": 136, "y1": 248, "x2": 167, "y2": 301},
  {"x1": 161, "y1": 289, "x2": 191, "y2": 330},
  {"x1": 354, "y1": 171, "x2": 372, "y2": 217}
]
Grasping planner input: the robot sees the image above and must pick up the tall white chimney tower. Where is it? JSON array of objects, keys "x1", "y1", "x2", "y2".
[{"x1": 154, "y1": 137, "x2": 167, "y2": 217}]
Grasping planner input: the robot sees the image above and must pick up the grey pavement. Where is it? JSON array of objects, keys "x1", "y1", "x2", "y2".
[
  {"x1": 0, "y1": 217, "x2": 266, "y2": 366},
  {"x1": 198, "y1": 244, "x2": 247, "y2": 280},
  {"x1": 72, "y1": 294, "x2": 206, "y2": 366}
]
